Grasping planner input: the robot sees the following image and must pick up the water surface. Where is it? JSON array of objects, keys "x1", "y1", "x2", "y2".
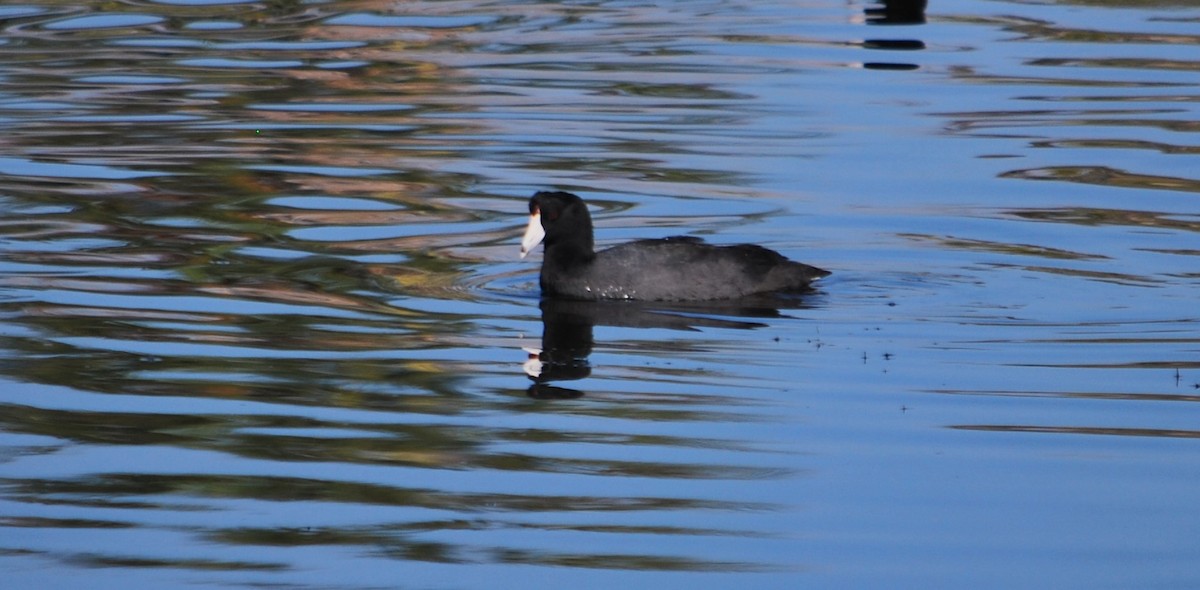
[{"x1": 1, "y1": 1, "x2": 1199, "y2": 588}]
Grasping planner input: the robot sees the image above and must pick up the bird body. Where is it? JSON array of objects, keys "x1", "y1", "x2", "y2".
[{"x1": 521, "y1": 191, "x2": 829, "y2": 301}]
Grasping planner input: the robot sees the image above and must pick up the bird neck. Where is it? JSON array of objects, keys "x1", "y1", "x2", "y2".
[{"x1": 543, "y1": 237, "x2": 595, "y2": 267}]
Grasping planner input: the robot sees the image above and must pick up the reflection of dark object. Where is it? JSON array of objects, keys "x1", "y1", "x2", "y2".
[
  {"x1": 527, "y1": 383, "x2": 585, "y2": 400},
  {"x1": 862, "y1": 61, "x2": 920, "y2": 71},
  {"x1": 520, "y1": 191, "x2": 829, "y2": 301},
  {"x1": 525, "y1": 298, "x2": 595, "y2": 398},
  {"x1": 863, "y1": 39, "x2": 926, "y2": 51},
  {"x1": 524, "y1": 296, "x2": 821, "y2": 399},
  {"x1": 530, "y1": 299, "x2": 595, "y2": 381},
  {"x1": 865, "y1": 0, "x2": 927, "y2": 25},
  {"x1": 862, "y1": 0, "x2": 927, "y2": 71}
]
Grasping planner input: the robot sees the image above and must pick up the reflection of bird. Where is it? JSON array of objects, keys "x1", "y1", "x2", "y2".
[
  {"x1": 523, "y1": 297, "x2": 798, "y2": 399},
  {"x1": 520, "y1": 191, "x2": 829, "y2": 301}
]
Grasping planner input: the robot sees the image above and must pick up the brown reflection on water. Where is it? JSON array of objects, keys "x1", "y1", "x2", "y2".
[
  {"x1": 1031, "y1": 138, "x2": 1200, "y2": 156},
  {"x1": 953, "y1": 424, "x2": 1200, "y2": 439},
  {"x1": 1002, "y1": 166, "x2": 1200, "y2": 194},
  {"x1": 211, "y1": 523, "x2": 769, "y2": 571},
  {"x1": 0, "y1": 402, "x2": 773, "y2": 478},
  {"x1": 934, "y1": 389, "x2": 1200, "y2": 402},
  {"x1": 899, "y1": 233, "x2": 1109, "y2": 260},
  {"x1": 987, "y1": 263, "x2": 1160, "y2": 286},
  {"x1": 1008, "y1": 207, "x2": 1200, "y2": 233},
  {"x1": 63, "y1": 553, "x2": 284, "y2": 573},
  {"x1": 4, "y1": 471, "x2": 771, "y2": 572}
]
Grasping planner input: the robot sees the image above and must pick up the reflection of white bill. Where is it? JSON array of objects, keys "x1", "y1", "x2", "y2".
[{"x1": 522, "y1": 346, "x2": 542, "y2": 378}]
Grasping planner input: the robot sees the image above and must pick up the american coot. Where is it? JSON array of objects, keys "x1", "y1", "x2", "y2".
[{"x1": 520, "y1": 191, "x2": 830, "y2": 301}]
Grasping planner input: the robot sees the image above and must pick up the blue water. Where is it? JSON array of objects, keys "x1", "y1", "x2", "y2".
[{"x1": 1, "y1": 1, "x2": 1198, "y2": 588}]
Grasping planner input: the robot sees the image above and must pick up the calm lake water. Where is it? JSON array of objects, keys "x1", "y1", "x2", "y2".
[{"x1": 2, "y1": 0, "x2": 1198, "y2": 588}]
